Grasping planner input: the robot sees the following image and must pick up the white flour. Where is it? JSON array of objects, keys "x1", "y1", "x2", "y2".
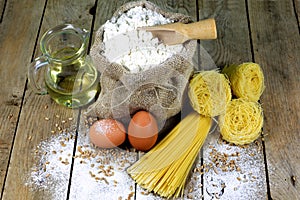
[
  {"x1": 25, "y1": 132, "x2": 75, "y2": 200},
  {"x1": 201, "y1": 131, "x2": 267, "y2": 200},
  {"x1": 103, "y1": 6, "x2": 173, "y2": 41},
  {"x1": 69, "y1": 127, "x2": 137, "y2": 200},
  {"x1": 102, "y1": 6, "x2": 183, "y2": 73},
  {"x1": 25, "y1": 128, "x2": 137, "y2": 200},
  {"x1": 25, "y1": 129, "x2": 266, "y2": 200}
]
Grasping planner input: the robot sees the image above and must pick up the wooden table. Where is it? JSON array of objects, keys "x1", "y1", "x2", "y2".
[{"x1": 0, "y1": 0, "x2": 299, "y2": 199}]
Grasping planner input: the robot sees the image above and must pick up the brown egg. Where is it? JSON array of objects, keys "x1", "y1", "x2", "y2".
[
  {"x1": 128, "y1": 111, "x2": 158, "y2": 151},
  {"x1": 89, "y1": 119, "x2": 126, "y2": 148}
]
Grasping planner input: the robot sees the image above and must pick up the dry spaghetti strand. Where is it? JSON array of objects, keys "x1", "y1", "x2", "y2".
[
  {"x1": 218, "y1": 98, "x2": 263, "y2": 145},
  {"x1": 222, "y1": 62, "x2": 265, "y2": 102},
  {"x1": 127, "y1": 112, "x2": 212, "y2": 198}
]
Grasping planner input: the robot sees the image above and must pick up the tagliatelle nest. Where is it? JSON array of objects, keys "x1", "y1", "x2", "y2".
[
  {"x1": 222, "y1": 62, "x2": 265, "y2": 102},
  {"x1": 188, "y1": 70, "x2": 232, "y2": 117},
  {"x1": 218, "y1": 98, "x2": 263, "y2": 145}
]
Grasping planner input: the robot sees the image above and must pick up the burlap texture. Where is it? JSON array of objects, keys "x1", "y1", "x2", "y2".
[{"x1": 86, "y1": 1, "x2": 197, "y2": 122}]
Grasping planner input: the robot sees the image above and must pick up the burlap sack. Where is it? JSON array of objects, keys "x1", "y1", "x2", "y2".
[{"x1": 86, "y1": 1, "x2": 197, "y2": 123}]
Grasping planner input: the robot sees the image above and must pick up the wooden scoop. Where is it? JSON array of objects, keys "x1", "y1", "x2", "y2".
[{"x1": 139, "y1": 18, "x2": 217, "y2": 45}]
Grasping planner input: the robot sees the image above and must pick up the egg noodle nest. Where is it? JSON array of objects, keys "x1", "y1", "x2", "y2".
[
  {"x1": 218, "y1": 98, "x2": 263, "y2": 145},
  {"x1": 222, "y1": 62, "x2": 265, "y2": 102},
  {"x1": 188, "y1": 70, "x2": 232, "y2": 117}
]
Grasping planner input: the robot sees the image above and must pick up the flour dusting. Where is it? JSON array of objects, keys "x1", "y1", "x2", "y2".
[
  {"x1": 135, "y1": 131, "x2": 267, "y2": 200},
  {"x1": 69, "y1": 127, "x2": 137, "y2": 200},
  {"x1": 102, "y1": 6, "x2": 184, "y2": 73},
  {"x1": 25, "y1": 132, "x2": 75, "y2": 200},
  {"x1": 25, "y1": 127, "x2": 137, "y2": 200},
  {"x1": 202, "y1": 131, "x2": 267, "y2": 200}
]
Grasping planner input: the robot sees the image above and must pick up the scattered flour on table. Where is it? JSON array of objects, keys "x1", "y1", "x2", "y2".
[
  {"x1": 102, "y1": 6, "x2": 184, "y2": 73},
  {"x1": 201, "y1": 132, "x2": 267, "y2": 200},
  {"x1": 25, "y1": 132, "x2": 75, "y2": 200},
  {"x1": 68, "y1": 128, "x2": 136, "y2": 200},
  {"x1": 135, "y1": 132, "x2": 266, "y2": 200},
  {"x1": 25, "y1": 130, "x2": 137, "y2": 200},
  {"x1": 25, "y1": 129, "x2": 266, "y2": 200}
]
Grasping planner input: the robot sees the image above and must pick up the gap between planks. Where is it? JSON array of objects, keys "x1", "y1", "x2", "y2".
[
  {"x1": 244, "y1": 0, "x2": 272, "y2": 198},
  {"x1": 0, "y1": 0, "x2": 7, "y2": 23}
]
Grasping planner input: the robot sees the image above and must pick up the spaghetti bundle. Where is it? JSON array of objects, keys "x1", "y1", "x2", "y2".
[
  {"x1": 188, "y1": 70, "x2": 231, "y2": 117},
  {"x1": 127, "y1": 112, "x2": 211, "y2": 198},
  {"x1": 218, "y1": 98, "x2": 263, "y2": 145},
  {"x1": 222, "y1": 62, "x2": 265, "y2": 102}
]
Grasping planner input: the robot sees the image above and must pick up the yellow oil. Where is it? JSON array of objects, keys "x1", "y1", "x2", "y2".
[{"x1": 45, "y1": 47, "x2": 100, "y2": 108}]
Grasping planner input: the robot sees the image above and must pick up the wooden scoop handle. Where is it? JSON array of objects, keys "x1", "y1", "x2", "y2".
[{"x1": 183, "y1": 18, "x2": 217, "y2": 40}]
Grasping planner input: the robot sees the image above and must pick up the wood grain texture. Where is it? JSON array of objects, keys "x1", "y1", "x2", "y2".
[
  {"x1": 68, "y1": 1, "x2": 137, "y2": 199},
  {"x1": 198, "y1": 0, "x2": 252, "y2": 67},
  {"x1": 153, "y1": 0, "x2": 197, "y2": 20},
  {"x1": 248, "y1": 0, "x2": 300, "y2": 199},
  {"x1": 0, "y1": 0, "x2": 5, "y2": 22},
  {"x1": 0, "y1": 0, "x2": 46, "y2": 198},
  {"x1": 294, "y1": 0, "x2": 300, "y2": 28},
  {"x1": 1, "y1": 0, "x2": 95, "y2": 199},
  {"x1": 0, "y1": 0, "x2": 298, "y2": 199},
  {"x1": 198, "y1": 0, "x2": 268, "y2": 199}
]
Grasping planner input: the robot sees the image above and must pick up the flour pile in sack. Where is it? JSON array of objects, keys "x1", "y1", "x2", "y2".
[{"x1": 86, "y1": 1, "x2": 197, "y2": 126}]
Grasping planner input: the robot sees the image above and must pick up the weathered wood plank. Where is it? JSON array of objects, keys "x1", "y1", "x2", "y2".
[
  {"x1": 198, "y1": 0, "x2": 268, "y2": 199},
  {"x1": 153, "y1": 0, "x2": 198, "y2": 21},
  {"x1": 3, "y1": 102, "x2": 78, "y2": 200},
  {"x1": 0, "y1": 0, "x2": 46, "y2": 198},
  {"x1": 294, "y1": 0, "x2": 300, "y2": 28},
  {"x1": 126, "y1": 0, "x2": 200, "y2": 199},
  {"x1": 0, "y1": 0, "x2": 5, "y2": 22},
  {"x1": 68, "y1": 1, "x2": 138, "y2": 199},
  {"x1": 38, "y1": 0, "x2": 95, "y2": 31},
  {"x1": 198, "y1": 0, "x2": 253, "y2": 67},
  {"x1": 248, "y1": 0, "x2": 300, "y2": 199},
  {"x1": 1, "y1": 0, "x2": 95, "y2": 199}
]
